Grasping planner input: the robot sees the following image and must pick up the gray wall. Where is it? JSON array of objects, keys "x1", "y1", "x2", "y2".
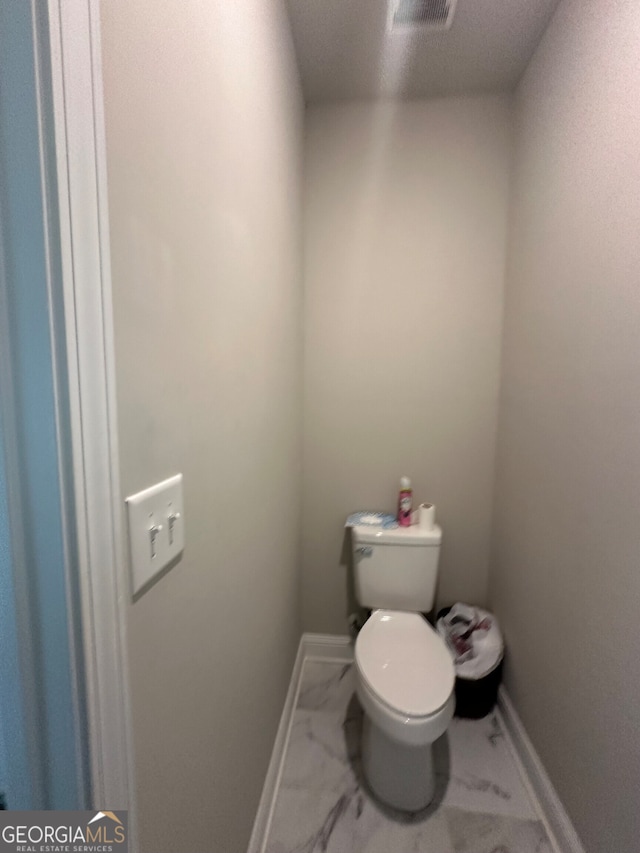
[
  {"x1": 490, "y1": 2, "x2": 640, "y2": 852},
  {"x1": 99, "y1": 1, "x2": 303, "y2": 850},
  {"x1": 301, "y1": 97, "x2": 511, "y2": 633}
]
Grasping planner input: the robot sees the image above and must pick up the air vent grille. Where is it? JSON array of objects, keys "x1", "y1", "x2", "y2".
[{"x1": 392, "y1": 0, "x2": 457, "y2": 30}]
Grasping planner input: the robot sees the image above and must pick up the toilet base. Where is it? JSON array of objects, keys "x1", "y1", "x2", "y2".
[{"x1": 361, "y1": 715, "x2": 435, "y2": 812}]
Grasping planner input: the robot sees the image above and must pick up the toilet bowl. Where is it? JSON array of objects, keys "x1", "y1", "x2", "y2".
[{"x1": 355, "y1": 609, "x2": 455, "y2": 811}]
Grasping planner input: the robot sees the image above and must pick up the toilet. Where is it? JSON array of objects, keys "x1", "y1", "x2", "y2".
[{"x1": 351, "y1": 521, "x2": 455, "y2": 812}]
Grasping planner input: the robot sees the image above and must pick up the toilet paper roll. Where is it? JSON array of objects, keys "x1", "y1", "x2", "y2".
[{"x1": 418, "y1": 502, "x2": 436, "y2": 531}]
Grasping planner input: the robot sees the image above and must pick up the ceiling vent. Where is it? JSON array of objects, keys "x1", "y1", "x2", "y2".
[{"x1": 390, "y1": 0, "x2": 458, "y2": 31}]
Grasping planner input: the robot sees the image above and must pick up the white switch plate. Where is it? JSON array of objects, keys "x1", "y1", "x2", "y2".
[{"x1": 125, "y1": 473, "x2": 185, "y2": 596}]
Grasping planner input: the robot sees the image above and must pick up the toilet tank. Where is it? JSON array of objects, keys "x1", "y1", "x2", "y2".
[{"x1": 351, "y1": 524, "x2": 442, "y2": 612}]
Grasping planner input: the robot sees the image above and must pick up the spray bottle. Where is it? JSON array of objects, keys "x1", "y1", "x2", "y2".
[{"x1": 397, "y1": 476, "x2": 413, "y2": 527}]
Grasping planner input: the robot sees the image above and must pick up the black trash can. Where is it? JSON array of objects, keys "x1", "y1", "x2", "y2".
[{"x1": 437, "y1": 606, "x2": 503, "y2": 719}]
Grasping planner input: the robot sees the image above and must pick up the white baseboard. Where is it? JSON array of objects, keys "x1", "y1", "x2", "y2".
[
  {"x1": 246, "y1": 636, "x2": 306, "y2": 853},
  {"x1": 498, "y1": 686, "x2": 586, "y2": 853},
  {"x1": 302, "y1": 632, "x2": 354, "y2": 662},
  {"x1": 246, "y1": 634, "x2": 353, "y2": 853}
]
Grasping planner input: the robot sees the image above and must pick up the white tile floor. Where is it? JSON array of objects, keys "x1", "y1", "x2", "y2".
[{"x1": 263, "y1": 660, "x2": 556, "y2": 853}]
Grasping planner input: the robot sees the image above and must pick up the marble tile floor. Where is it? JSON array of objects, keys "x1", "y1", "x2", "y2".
[{"x1": 263, "y1": 659, "x2": 556, "y2": 853}]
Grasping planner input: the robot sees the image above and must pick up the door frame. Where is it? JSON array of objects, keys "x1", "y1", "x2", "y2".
[{"x1": 43, "y1": 0, "x2": 135, "y2": 824}]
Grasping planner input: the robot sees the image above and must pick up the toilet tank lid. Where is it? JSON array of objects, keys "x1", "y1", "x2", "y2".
[{"x1": 352, "y1": 523, "x2": 442, "y2": 546}]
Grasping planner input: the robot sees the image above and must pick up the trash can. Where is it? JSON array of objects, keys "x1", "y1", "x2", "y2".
[{"x1": 437, "y1": 604, "x2": 504, "y2": 719}]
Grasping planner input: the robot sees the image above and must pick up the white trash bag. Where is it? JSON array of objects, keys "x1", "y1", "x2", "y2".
[{"x1": 437, "y1": 603, "x2": 503, "y2": 680}]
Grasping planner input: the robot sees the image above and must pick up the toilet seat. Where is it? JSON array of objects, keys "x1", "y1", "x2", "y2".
[
  {"x1": 354, "y1": 610, "x2": 455, "y2": 746},
  {"x1": 356, "y1": 609, "x2": 455, "y2": 717}
]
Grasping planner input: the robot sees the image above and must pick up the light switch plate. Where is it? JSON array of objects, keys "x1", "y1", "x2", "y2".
[{"x1": 125, "y1": 473, "x2": 184, "y2": 596}]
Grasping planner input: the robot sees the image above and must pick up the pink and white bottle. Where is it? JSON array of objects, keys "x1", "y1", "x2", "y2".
[{"x1": 397, "y1": 476, "x2": 413, "y2": 527}]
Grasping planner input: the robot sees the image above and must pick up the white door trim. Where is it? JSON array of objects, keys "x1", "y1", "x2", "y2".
[{"x1": 45, "y1": 0, "x2": 135, "y2": 825}]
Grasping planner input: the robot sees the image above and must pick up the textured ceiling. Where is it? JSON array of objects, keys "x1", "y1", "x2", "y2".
[{"x1": 284, "y1": 0, "x2": 562, "y2": 103}]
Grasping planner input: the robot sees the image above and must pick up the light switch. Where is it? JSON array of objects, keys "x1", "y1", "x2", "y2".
[{"x1": 125, "y1": 473, "x2": 185, "y2": 595}]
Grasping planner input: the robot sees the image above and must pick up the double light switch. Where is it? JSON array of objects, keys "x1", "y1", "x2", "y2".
[{"x1": 125, "y1": 473, "x2": 185, "y2": 595}]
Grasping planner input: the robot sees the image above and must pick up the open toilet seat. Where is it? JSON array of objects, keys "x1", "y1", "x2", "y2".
[{"x1": 355, "y1": 609, "x2": 455, "y2": 747}]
